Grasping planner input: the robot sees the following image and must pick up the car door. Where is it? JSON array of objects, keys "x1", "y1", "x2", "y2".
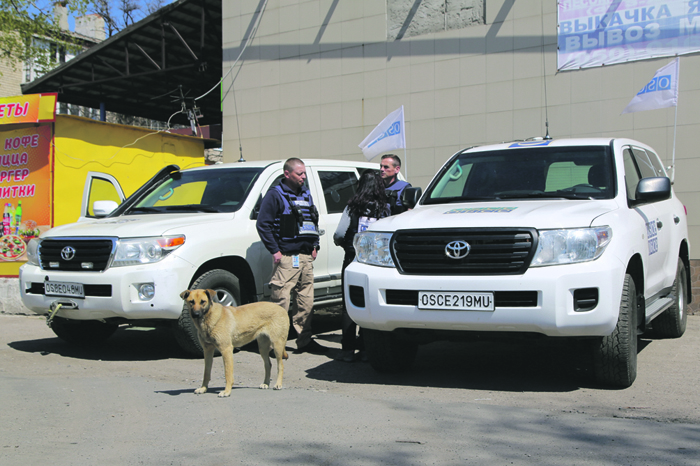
[
  {"x1": 78, "y1": 172, "x2": 125, "y2": 221},
  {"x1": 305, "y1": 166, "x2": 361, "y2": 300},
  {"x1": 624, "y1": 146, "x2": 673, "y2": 297}
]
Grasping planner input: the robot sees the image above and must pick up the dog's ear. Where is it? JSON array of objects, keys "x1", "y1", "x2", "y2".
[
  {"x1": 180, "y1": 290, "x2": 190, "y2": 300},
  {"x1": 205, "y1": 289, "x2": 217, "y2": 303}
]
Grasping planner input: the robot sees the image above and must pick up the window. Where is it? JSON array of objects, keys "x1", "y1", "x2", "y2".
[
  {"x1": 318, "y1": 171, "x2": 358, "y2": 214},
  {"x1": 623, "y1": 148, "x2": 641, "y2": 201},
  {"x1": 645, "y1": 149, "x2": 667, "y2": 177},
  {"x1": 545, "y1": 162, "x2": 591, "y2": 191},
  {"x1": 424, "y1": 146, "x2": 613, "y2": 203},
  {"x1": 430, "y1": 161, "x2": 472, "y2": 198},
  {"x1": 86, "y1": 177, "x2": 122, "y2": 217},
  {"x1": 132, "y1": 167, "x2": 262, "y2": 214}
]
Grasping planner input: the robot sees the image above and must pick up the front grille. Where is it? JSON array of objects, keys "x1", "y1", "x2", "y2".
[
  {"x1": 386, "y1": 290, "x2": 538, "y2": 307},
  {"x1": 392, "y1": 228, "x2": 537, "y2": 275},
  {"x1": 38, "y1": 238, "x2": 115, "y2": 272}
]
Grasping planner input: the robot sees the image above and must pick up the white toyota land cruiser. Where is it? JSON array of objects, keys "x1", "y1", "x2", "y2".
[
  {"x1": 345, "y1": 138, "x2": 690, "y2": 388},
  {"x1": 19, "y1": 159, "x2": 380, "y2": 355}
]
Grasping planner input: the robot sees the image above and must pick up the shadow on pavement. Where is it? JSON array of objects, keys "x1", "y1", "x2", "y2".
[
  {"x1": 305, "y1": 334, "x2": 654, "y2": 392},
  {"x1": 6, "y1": 308, "x2": 341, "y2": 362},
  {"x1": 8, "y1": 325, "x2": 192, "y2": 362}
]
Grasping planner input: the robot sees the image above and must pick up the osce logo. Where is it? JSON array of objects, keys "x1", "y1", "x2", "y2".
[
  {"x1": 637, "y1": 75, "x2": 671, "y2": 96},
  {"x1": 367, "y1": 121, "x2": 401, "y2": 148}
]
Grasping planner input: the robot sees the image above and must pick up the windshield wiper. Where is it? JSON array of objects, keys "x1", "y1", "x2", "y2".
[
  {"x1": 495, "y1": 191, "x2": 565, "y2": 199},
  {"x1": 424, "y1": 196, "x2": 497, "y2": 204},
  {"x1": 126, "y1": 206, "x2": 163, "y2": 214},
  {"x1": 164, "y1": 205, "x2": 222, "y2": 213}
]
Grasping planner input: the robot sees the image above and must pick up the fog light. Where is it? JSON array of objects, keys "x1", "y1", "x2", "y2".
[{"x1": 137, "y1": 283, "x2": 155, "y2": 301}]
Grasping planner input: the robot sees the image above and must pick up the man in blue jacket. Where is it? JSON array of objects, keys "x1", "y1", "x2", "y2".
[
  {"x1": 256, "y1": 158, "x2": 328, "y2": 354},
  {"x1": 380, "y1": 154, "x2": 412, "y2": 215}
]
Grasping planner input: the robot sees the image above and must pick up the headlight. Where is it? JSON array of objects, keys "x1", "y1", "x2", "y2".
[
  {"x1": 25, "y1": 238, "x2": 40, "y2": 266},
  {"x1": 531, "y1": 227, "x2": 612, "y2": 267},
  {"x1": 353, "y1": 232, "x2": 395, "y2": 267},
  {"x1": 111, "y1": 235, "x2": 185, "y2": 267}
]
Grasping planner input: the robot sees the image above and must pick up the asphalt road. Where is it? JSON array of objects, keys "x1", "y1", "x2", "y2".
[{"x1": 1, "y1": 313, "x2": 699, "y2": 466}]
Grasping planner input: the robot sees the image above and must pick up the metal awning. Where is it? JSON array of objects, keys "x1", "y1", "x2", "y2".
[{"x1": 21, "y1": 0, "x2": 222, "y2": 127}]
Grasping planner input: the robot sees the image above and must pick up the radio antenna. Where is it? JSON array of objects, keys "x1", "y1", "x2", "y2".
[{"x1": 541, "y1": 1, "x2": 552, "y2": 140}]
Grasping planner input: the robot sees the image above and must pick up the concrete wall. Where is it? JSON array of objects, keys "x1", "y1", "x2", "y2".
[
  {"x1": 221, "y1": 0, "x2": 700, "y2": 258},
  {"x1": 0, "y1": 279, "x2": 31, "y2": 315}
]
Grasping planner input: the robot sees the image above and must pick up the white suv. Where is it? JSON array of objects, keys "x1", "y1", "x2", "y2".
[
  {"x1": 19, "y1": 159, "x2": 380, "y2": 354},
  {"x1": 345, "y1": 138, "x2": 690, "y2": 388}
]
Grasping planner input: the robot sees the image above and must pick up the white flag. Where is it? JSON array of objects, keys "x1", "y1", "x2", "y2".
[
  {"x1": 622, "y1": 58, "x2": 679, "y2": 114},
  {"x1": 358, "y1": 106, "x2": 406, "y2": 161}
]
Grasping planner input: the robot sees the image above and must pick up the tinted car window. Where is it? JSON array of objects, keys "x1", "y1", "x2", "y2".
[{"x1": 318, "y1": 170, "x2": 358, "y2": 214}]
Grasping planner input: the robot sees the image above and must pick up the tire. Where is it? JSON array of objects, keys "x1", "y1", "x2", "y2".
[
  {"x1": 364, "y1": 329, "x2": 418, "y2": 373},
  {"x1": 592, "y1": 274, "x2": 638, "y2": 388},
  {"x1": 173, "y1": 269, "x2": 241, "y2": 356},
  {"x1": 653, "y1": 258, "x2": 688, "y2": 339},
  {"x1": 50, "y1": 317, "x2": 118, "y2": 346}
]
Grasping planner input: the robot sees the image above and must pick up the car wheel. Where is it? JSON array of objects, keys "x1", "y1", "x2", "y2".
[
  {"x1": 364, "y1": 328, "x2": 418, "y2": 373},
  {"x1": 50, "y1": 317, "x2": 118, "y2": 346},
  {"x1": 592, "y1": 274, "x2": 638, "y2": 388},
  {"x1": 653, "y1": 258, "x2": 688, "y2": 339},
  {"x1": 173, "y1": 269, "x2": 241, "y2": 356}
]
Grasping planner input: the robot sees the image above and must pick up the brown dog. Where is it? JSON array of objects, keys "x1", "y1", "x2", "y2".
[{"x1": 180, "y1": 289, "x2": 289, "y2": 397}]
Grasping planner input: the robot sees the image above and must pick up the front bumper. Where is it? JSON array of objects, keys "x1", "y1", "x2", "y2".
[
  {"x1": 344, "y1": 257, "x2": 626, "y2": 338},
  {"x1": 19, "y1": 254, "x2": 195, "y2": 321}
]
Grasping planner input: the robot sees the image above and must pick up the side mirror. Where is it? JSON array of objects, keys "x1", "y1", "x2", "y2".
[
  {"x1": 635, "y1": 177, "x2": 671, "y2": 203},
  {"x1": 93, "y1": 200, "x2": 119, "y2": 217},
  {"x1": 401, "y1": 187, "x2": 423, "y2": 209}
]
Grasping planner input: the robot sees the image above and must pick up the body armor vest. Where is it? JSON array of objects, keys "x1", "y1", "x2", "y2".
[{"x1": 275, "y1": 185, "x2": 319, "y2": 239}]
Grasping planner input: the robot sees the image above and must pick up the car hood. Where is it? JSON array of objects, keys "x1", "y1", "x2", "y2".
[
  {"x1": 42, "y1": 212, "x2": 235, "y2": 238},
  {"x1": 371, "y1": 200, "x2": 620, "y2": 231}
]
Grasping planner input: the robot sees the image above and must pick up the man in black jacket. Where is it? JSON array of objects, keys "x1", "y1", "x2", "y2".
[{"x1": 256, "y1": 158, "x2": 327, "y2": 354}]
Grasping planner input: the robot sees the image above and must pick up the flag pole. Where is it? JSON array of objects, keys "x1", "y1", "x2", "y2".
[
  {"x1": 671, "y1": 101, "x2": 678, "y2": 184},
  {"x1": 403, "y1": 147, "x2": 408, "y2": 179},
  {"x1": 671, "y1": 57, "x2": 680, "y2": 184}
]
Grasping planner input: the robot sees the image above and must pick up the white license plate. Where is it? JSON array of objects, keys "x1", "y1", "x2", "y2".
[
  {"x1": 45, "y1": 281, "x2": 85, "y2": 298},
  {"x1": 418, "y1": 291, "x2": 494, "y2": 311}
]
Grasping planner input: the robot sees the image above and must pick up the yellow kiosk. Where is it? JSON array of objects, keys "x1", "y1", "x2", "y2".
[{"x1": 0, "y1": 93, "x2": 208, "y2": 277}]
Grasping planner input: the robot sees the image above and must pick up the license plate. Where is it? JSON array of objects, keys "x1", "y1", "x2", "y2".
[
  {"x1": 418, "y1": 291, "x2": 494, "y2": 311},
  {"x1": 44, "y1": 281, "x2": 85, "y2": 298}
]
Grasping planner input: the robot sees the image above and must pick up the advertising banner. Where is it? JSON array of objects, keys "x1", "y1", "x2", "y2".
[
  {"x1": 558, "y1": 0, "x2": 700, "y2": 70},
  {"x1": 0, "y1": 93, "x2": 57, "y2": 124},
  {"x1": 0, "y1": 125, "x2": 52, "y2": 263}
]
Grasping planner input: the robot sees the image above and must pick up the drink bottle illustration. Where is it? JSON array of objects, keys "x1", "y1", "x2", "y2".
[
  {"x1": 15, "y1": 201, "x2": 22, "y2": 234},
  {"x1": 2, "y1": 204, "x2": 9, "y2": 236},
  {"x1": 8, "y1": 203, "x2": 15, "y2": 234}
]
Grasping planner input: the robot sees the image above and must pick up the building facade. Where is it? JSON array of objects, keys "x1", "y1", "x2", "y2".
[{"x1": 221, "y1": 0, "x2": 700, "y2": 308}]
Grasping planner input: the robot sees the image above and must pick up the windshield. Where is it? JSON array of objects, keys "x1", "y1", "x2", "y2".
[
  {"x1": 126, "y1": 167, "x2": 264, "y2": 214},
  {"x1": 424, "y1": 146, "x2": 615, "y2": 204}
]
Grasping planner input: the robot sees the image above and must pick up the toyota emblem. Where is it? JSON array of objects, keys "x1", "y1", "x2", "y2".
[
  {"x1": 61, "y1": 246, "x2": 76, "y2": 261},
  {"x1": 445, "y1": 240, "x2": 470, "y2": 259}
]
